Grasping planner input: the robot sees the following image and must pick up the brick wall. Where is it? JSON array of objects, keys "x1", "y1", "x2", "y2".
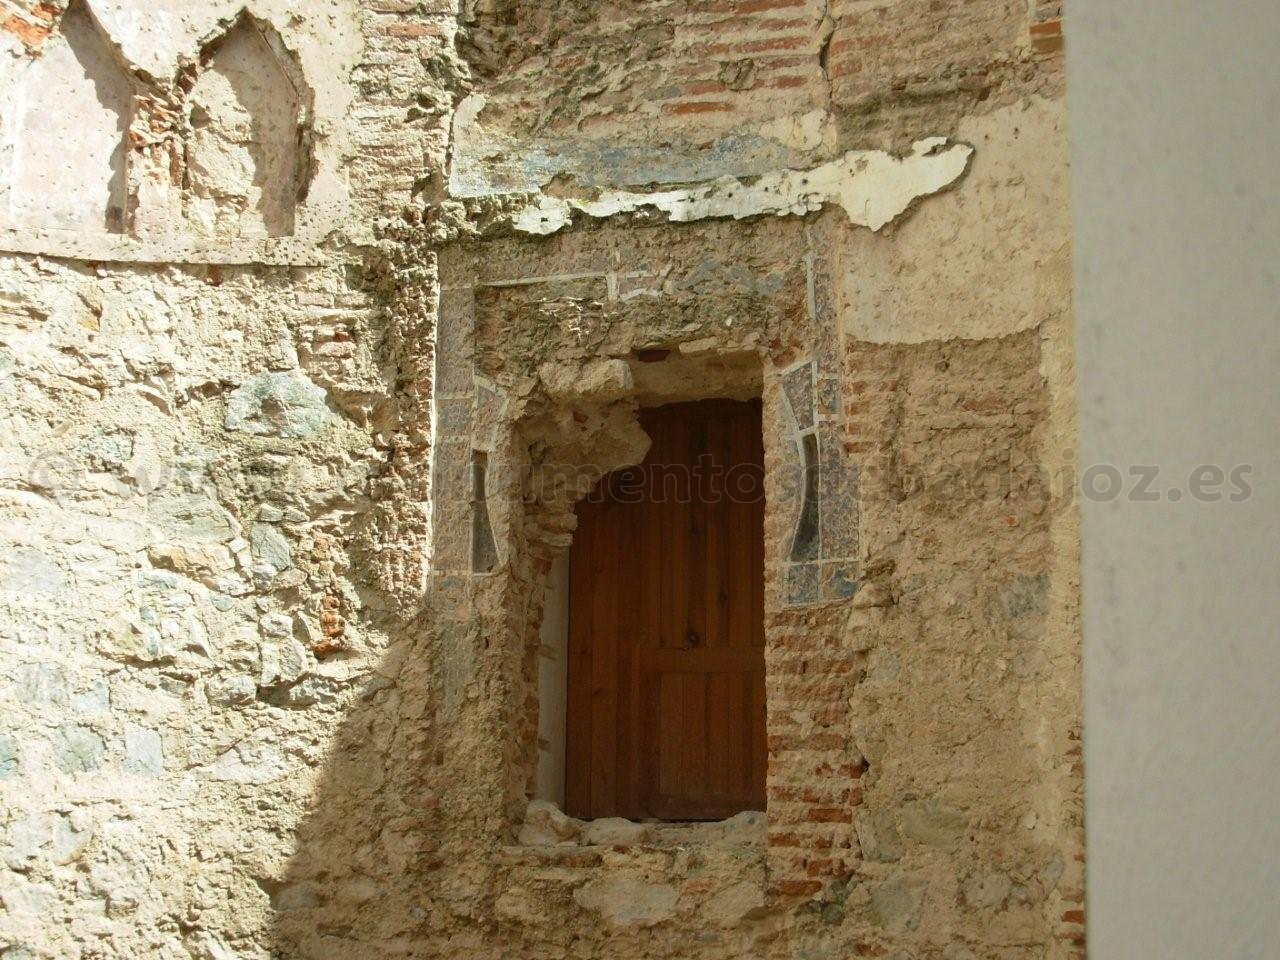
[
  {"x1": 461, "y1": 0, "x2": 831, "y2": 140},
  {"x1": 349, "y1": 0, "x2": 459, "y2": 219},
  {"x1": 826, "y1": 0, "x2": 1028, "y2": 105}
]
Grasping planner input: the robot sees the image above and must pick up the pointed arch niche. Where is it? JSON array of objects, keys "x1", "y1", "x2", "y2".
[
  {"x1": 5, "y1": 1, "x2": 131, "y2": 233},
  {"x1": 183, "y1": 13, "x2": 313, "y2": 239}
]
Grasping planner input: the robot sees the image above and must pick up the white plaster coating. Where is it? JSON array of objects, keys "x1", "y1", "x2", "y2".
[
  {"x1": 4, "y1": 3, "x2": 129, "y2": 233},
  {"x1": 840, "y1": 97, "x2": 1072, "y2": 344},
  {"x1": 1071, "y1": 1, "x2": 1280, "y2": 956},
  {"x1": 509, "y1": 139, "x2": 974, "y2": 235}
]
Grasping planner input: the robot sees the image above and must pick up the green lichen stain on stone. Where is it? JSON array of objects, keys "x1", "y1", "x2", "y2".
[
  {"x1": 225, "y1": 372, "x2": 335, "y2": 439},
  {"x1": 251, "y1": 523, "x2": 293, "y2": 570},
  {"x1": 52, "y1": 724, "x2": 105, "y2": 774},
  {"x1": 0, "y1": 734, "x2": 18, "y2": 779}
]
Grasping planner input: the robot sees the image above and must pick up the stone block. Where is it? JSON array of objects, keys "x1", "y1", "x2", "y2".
[
  {"x1": 581, "y1": 817, "x2": 651, "y2": 847},
  {"x1": 225, "y1": 372, "x2": 335, "y2": 439},
  {"x1": 51, "y1": 724, "x2": 105, "y2": 774},
  {"x1": 703, "y1": 880, "x2": 766, "y2": 928},
  {"x1": 122, "y1": 728, "x2": 164, "y2": 778},
  {"x1": 1, "y1": 547, "x2": 66, "y2": 595},
  {"x1": 869, "y1": 877, "x2": 924, "y2": 932},
  {"x1": 517, "y1": 799, "x2": 580, "y2": 846},
  {"x1": 901, "y1": 799, "x2": 968, "y2": 851},
  {"x1": 14, "y1": 663, "x2": 68, "y2": 708},
  {"x1": 250, "y1": 523, "x2": 293, "y2": 570},
  {"x1": 0, "y1": 735, "x2": 18, "y2": 779},
  {"x1": 573, "y1": 876, "x2": 678, "y2": 928}
]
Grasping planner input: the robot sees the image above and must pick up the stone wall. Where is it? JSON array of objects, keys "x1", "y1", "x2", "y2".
[{"x1": 0, "y1": 1, "x2": 1080, "y2": 959}]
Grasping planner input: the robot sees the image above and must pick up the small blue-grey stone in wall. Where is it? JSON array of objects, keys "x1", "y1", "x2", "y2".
[
  {"x1": 14, "y1": 663, "x2": 68, "y2": 708},
  {"x1": 148, "y1": 493, "x2": 235, "y2": 543},
  {"x1": 51, "y1": 814, "x2": 93, "y2": 865},
  {"x1": 0, "y1": 734, "x2": 18, "y2": 779},
  {"x1": 869, "y1": 877, "x2": 925, "y2": 933},
  {"x1": 71, "y1": 681, "x2": 110, "y2": 714},
  {"x1": 992, "y1": 573, "x2": 1051, "y2": 621},
  {"x1": 79, "y1": 430, "x2": 133, "y2": 469},
  {"x1": 225, "y1": 372, "x2": 335, "y2": 439},
  {"x1": 122, "y1": 728, "x2": 164, "y2": 778},
  {"x1": 210, "y1": 593, "x2": 234, "y2": 612},
  {"x1": 250, "y1": 523, "x2": 292, "y2": 570},
  {"x1": 52, "y1": 724, "x2": 105, "y2": 774},
  {"x1": 901, "y1": 799, "x2": 968, "y2": 851}
]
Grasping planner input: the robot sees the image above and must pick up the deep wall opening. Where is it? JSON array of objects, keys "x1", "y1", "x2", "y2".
[
  {"x1": 561, "y1": 398, "x2": 767, "y2": 822},
  {"x1": 182, "y1": 12, "x2": 313, "y2": 238},
  {"x1": 512, "y1": 350, "x2": 767, "y2": 832}
]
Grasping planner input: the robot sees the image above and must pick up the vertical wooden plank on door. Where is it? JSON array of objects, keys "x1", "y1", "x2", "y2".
[
  {"x1": 681, "y1": 670, "x2": 708, "y2": 814},
  {"x1": 685, "y1": 411, "x2": 707, "y2": 659},
  {"x1": 657, "y1": 673, "x2": 683, "y2": 811},
  {"x1": 615, "y1": 469, "x2": 641, "y2": 817},
  {"x1": 748, "y1": 398, "x2": 766, "y2": 651},
  {"x1": 726, "y1": 403, "x2": 752, "y2": 655},
  {"x1": 657, "y1": 409, "x2": 687, "y2": 657},
  {"x1": 747, "y1": 401, "x2": 768, "y2": 806},
  {"x1": 707, "y1": 671, "x2": 732, "y2": 803},
  {"x1": 589, "y1": 487, "x2": 618, "y2": 817},
  {"x1": 565, "y1": 497, "x2": 594, "y2": 816}
]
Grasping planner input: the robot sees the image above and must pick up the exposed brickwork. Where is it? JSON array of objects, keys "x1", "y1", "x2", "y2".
[
  {"x1": 349, "y1": 6, "x2": 458, "y2": 218},
  {"x1": 460, "y1": 0, "x2": 830, "y2": 140},
  {"x1": 1, "y1": 0, "x2": 57, "y2": 51}
]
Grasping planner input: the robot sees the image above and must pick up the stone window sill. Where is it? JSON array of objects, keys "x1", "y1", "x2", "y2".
[{"x1": 511, "y1": 806, "x2": 766, "y2": 856}]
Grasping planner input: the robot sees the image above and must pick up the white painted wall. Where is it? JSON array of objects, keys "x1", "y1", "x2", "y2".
[
  {"x1": 1069, "y1": 2, "x2": 1280, "y2": 957},
  {"x1": 536, "y1": 550, "x2": 571, "y2": 807},
  {"x1": 8, "y1": 4, "x2": 129, "y2": 232}
]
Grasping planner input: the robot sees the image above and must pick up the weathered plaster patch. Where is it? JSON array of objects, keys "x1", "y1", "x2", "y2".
[
  {"x1": 449, "y1": 94, "x2": 831, "y2": 198},
  {"x1": 2, "y1": 2, "x2": 130, "y2": 234},
  {"x1": 509, "y1": 139, "x2": 973, "y2": 236},
  {"x1": 224, "y1": 372, "x2": 335, "y2": 439},
  {"x1": 840, "y1": 96, "x2": 1072, "y2": 344}
]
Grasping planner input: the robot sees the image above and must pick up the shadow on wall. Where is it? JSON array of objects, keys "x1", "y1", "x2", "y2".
[
  {"x1": 5, "y1": 0, "x2": 130, "y2": 232},
  {"x1": 264, "y1": 361, "x2": 684, "y2": 957},
  {"x1": 262, "y1": 497, "x2": 552, "y2": 956},
  {"x1": 265, "y1": 606, "x2": 446, "y2": 958}
]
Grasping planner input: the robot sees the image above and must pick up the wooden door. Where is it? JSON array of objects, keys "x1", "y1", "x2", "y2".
[{"x1": 565, "y1": 399, "x2": 766, "y2": 820}]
